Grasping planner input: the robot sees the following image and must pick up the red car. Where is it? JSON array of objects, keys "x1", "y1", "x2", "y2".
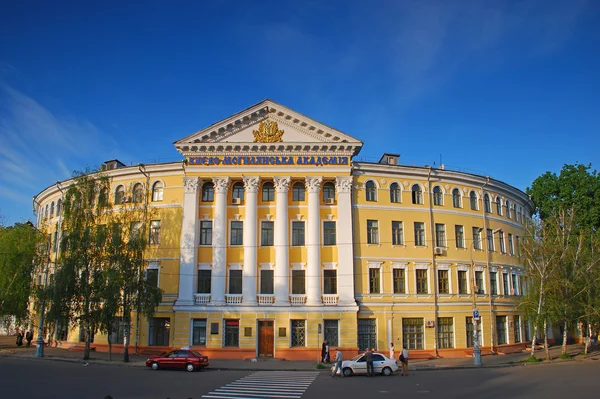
[{"x1": 146, "y1": 349, "x2": 209, "y2": 372}]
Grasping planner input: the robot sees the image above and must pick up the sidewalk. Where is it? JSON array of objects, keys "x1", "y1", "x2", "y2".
[{"x1": 1, "y1": 336, "x2": 597, "y2": 372}]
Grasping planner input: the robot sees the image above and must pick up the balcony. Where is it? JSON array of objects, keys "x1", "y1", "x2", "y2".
[
  {"x1": 193, "y1": 294, "x2": 211, "y2": 305},
  {"x1": 289, "y1": 294, "x2": 307, "y2": 305},
  {"x1": 257, "y1": 294, "x2": 275, "y2": 305},
  {"x1": 321, "y1": 294, "x2": 339, "y2": 306},
  {"x1": 225, "y1": 294, "x2": 243, "y2": 305}
]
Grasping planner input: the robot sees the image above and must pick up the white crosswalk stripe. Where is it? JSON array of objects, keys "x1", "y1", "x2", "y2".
[{"x1": 202, "y1": 371, "x2": 319, "y2": 399}]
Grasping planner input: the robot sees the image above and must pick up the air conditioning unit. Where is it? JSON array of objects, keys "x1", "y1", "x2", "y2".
[
  {"x1": 122, "y1": 196, "x2": 132, "y2": 203},
  {"x1": 325, "y1": 198, "x2": 335, "y2": 205},
  {"x1": 434, "y1": 247, "x2": 444, "y2": 255},
  {"x1": 425, "y1": 320, "x2": 435, "y2": 328},
  {"x1": 232, "y1": 198, "x2": 241, "y2": 205}
]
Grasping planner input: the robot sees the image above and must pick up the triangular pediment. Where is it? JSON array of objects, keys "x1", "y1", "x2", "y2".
[{"x1": 174, "y1": 99, "x2": 363, "y2": 157}]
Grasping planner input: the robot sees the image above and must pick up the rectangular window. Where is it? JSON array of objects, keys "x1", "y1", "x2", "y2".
[
  {"x1": 323, "y1": 270, "x2": 337, "y2": 294},
  {"x1": 414, "y1": 222, "x2": 425, "y2": 246},
  {"x1": 52, "y1": 232, "x2": 58, "y2": 252},
  {"x1": 149, "y1": 220, "x2": 161, "y2": 245},
  {"x1": 292, "y1": 221, "x2": 305, "y2": 246},
  {"x1": 438, "y1": 270, "x2": 449, "y2": 294},
  {"x1": 393, "y1": 269, "x2": 405, "y2": 294},
  {"x1": 496, "y1": 316, "x2": 507, "y2": 345},
  {"x1": 260, "y1": 270, "x2": 274, "y2": 294},
  {"x1": 369, "y1": 268, "x2": 380, "y2": 294},
  {"x1": 490, "y1": 272, "x2": 497, "y2": 295},
  {"x1": 392, "y1": 221, "x2": 404, "y2": 245},
  {"x1": 197, "y1": 270, "x2": 211, "y2": 294},
  {"x1": 357, "y1": 319, "x2": 377, "y2": 351},
  {"x1": 229, "y1": 270, "x2": 242, "y2": 294},
  {"x1": 475, "y1": 271, "x2": 484, "y2": 294},
  {"x1": 416, "y1": 269, "x2": 428, "y2": 294},
  {"x1": 499, "y1": 231, "x2": 505, "y2": 253},
  {"x1": 503, "y1": 273, "x2": 509, "y2": 295},
  {"x1": 437, "y1": 317, "x2": 454, "y2": 349},
  {"x1": 508, "y1": 233, "x2": 514, "y2": 255},
  {"x1": 109, "y1": 317, "x2": 126, "y2": 345},
  {"x1": 230, "y1": 221, "x2": 243, "y2": 246},
  {"x1": 200, "y1": 221, "x2": 212, "y2": 246},
  {"x1": 458, "y1": 270, "x2": 468, "y2": 294},
  {"x1": 466, "y1": 317, "x2": 482, "y2": 348},
  {"x1": 512, "y1": 273, "x2": 518, "y2": 295},
  {"x1": 261, "y1": 221, "x2": 274, "y2": 246},
  {"x1": 513, "y1": 315, "x2": 521, "y2": 343},
  {"x1": 367, "y1": 220, "x2": 379, "y2": 244},
  {"x1": 324, "y1": 320, "x2": 339, "y2": 347},
  {"x1": 402, "y1": 318, "x2": 424, "y2": 350},
  {"x1": 472, "y1": 227, "x2": 482, "y2": 250},
  {"x1": 146, "y1": 268, "x2": 159, "y2": 288},
  {"x1": 455, "y1": 225, "x2": 465, "y2": 248},
  {"x1": 323, "y1": 221, "x2": 336, "y2": 246},
  {"x1": 224, "y1": 320, "x2": 239, "y2": 347},
  {"x1": 516, "y1": 236, "x2": 521, "y2": 256},
  {"x1": 149, "y1": 318, "x2": 170, "y2": 346},
  {"x1": 291, "y1": 270, "x2": 305, "y2": 294},
  {"x1": 435, "y1": 224, "x2": 446, "y2": 247},
  {"x1": 487, "y1": 229, "x2": 495, "y2": 251},
  {"x1": 291, "y1": 320, "x2": 306, "y2": 347},
  {"x1": 192, "y1": 319, "x2": 207, "y2": 346}
]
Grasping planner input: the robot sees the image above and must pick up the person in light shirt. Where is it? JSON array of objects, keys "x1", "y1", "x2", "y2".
[
  {"x1": 400, "y1": 345, "x2": 409, "y2": 376},
  {"x1": 331, "y1": 348, "x2": 344, "y2": 378}
]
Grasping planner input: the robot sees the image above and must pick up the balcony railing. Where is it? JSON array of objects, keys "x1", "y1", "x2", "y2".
[
  {"x1": 257, "y1": 294, "x2": 275, "y2": 305},
  {"x1": 193, "y1": 294, "x2": 211, "y2": 305},
  {"x1": 321, "y1": 294, "x2": 339, "y2": 305},
  {"x1": 289, "y1": 294, "x2": 307, "y2": 305},
  {"x1": 225, "y1": 294, "x2": 243, "y2": 304}
]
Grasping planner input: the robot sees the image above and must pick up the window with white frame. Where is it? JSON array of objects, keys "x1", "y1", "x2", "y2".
[
  {"x1": 512, "y1": 273, "x2": 518, "y2": 295},
  {"x1": 484, "y1": 193, "x2": 491, "y2": 213},
  {"x1": 490, "y1": 271, "x2": 498, "y2": 295},
  {"x1": 367, "y1": 220, "x2": 379, "y2": 244},
  {"x1": 411, "y1": 184, "x2": 423, "y2": 204},
  {"x1": 292, "y1": 221, "x2": 305, "y2": 246},
  {"x1": 200, "y1": 221, "x2": 212, "y2": 245},
  {"x1": 291, "y1": 269, "x2": 305, "y2": 294},
  {"x1": 369, "y1": 264, "x2": 381, "y2": 294},
  {"x1": 230, "y1": 221, "x2": 243, "y2": 246},
  {"x1": 487, "y1": 229, "x2": 495, "y2": 251},
  {"x1": 475, "y1": 270, "x2": 485, "y2": 294},
  {"x1": 262, "y1": 182, "x2": 274, "y2": 202},
  {"x1": 393, "y1": 267, "x2": 405, "y2": 294},
  {"x1": 260, "y1": 269, "x2": 274, "y2": 294},
  {"x1": 192, "y1": 319, "x2": 207, "y2": 346},
  {"x1": 503, "y1": 272, "x2": 509, "y2": 295},
  {"x1": 292, "y1": 182, "x2": 305, "y2": 201},
  {"x1": 452, "y1": 188, "x2": 462, "y2": 208},
  {"x1": 149, "y1": 220, "x2": 161, "y2": 245},
  {"x1": 146, "y1": 262, "x2": 159, "y2": 287},
  {"x1": 228, "y1": 269, "x2": 242, "y2": 294},
  {"x1": 322, "y1": 182, "x2": 335, "y2": 202},
  {"x1": 433, "y1": 186, "x2": 443, "y2": 205},
  {"x1": 473, "y1": 227, "x2": 482, "y2": 250},
  {"x1": 496, "y1": 197, "x2": 502, "y2": 215},
  {"x1": 323, "y1": 221, "x2": 336, "y2": 246},
  {"x1": 437, "y1": 317, "x2": 454, "y2": 349},
  {"x1": 232, "y1": 182, "x2": 244, "y2": 202},
  {"x1": 416, "y1": 268, "x2": 428, "y2": 294},
  {"x1": 392, "y1": 221, "x2": 404, "y2": 245},
  {"x1": 499, "y1": 231, "x2": 505, "y2": 253},
  {"x1": 402, "y1": 318, "x2": 424, "y2": 350},
  {"x1": 455, "y1": 225, "x2": 465, "y2": 248},
  {"x1": 201, "y1": 182, "x2": 214, "y2": 202},
  {"x1": 390, "y1": 183, "x2": 401, "y2": 203},
  {"x1": 365, "y1": 180, "x2": 377, "y2": 201},
  {"x1": 435, "y1": 224, "x2": 446, "y2": 247},
  {"x1": 50, "y1": 201, "x2": 55, "y2": 217},
  {"x1": 438, "y1": 270, "x2": 449, "y2": 294},
  {"x1": 197, "y1": 269, "x2": 211, "y2": 294},
  {"x1": 261, "y1": 221, "x2": 274, "y2": 246},
  {"x1": 470, "y1": 191, "x2": 478, "y2": 210},
  {"x1": 508, "y1": 233, "x2": 514, "y2": 255},
  {"x1": 133, "y1": 183, "x2": 144, "y2": 203},
  {"x1": 414, "y1": 222, "x2": 425, "y2": 246},
  {"x1": 323, "y1": 269, "x2": 337, "y2": 294},
  {"x1": 324, "y1": 320, "x2": 339, "y2": 347},
  {"x1": 458, "y1": 270, "x2": 468, "y2": 294},
  {"x1": 152, "y1": 181, "x2": 164, "y2": 202},
  {"x1": 291, "y1": 320, "x2": 306, "y2": 347},
  {"x1": 506, "y1": 200, "x2": 511, "y2": 219}
]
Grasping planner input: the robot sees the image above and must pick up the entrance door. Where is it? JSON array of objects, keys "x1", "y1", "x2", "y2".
[{"x1": 258, "y1": 321, "x2": 274, "y2": 357}]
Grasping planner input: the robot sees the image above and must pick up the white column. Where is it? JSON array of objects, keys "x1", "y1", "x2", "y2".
[
  {"x1": 274, "y1": 176, "x2": 291, "y2": 305},
  {"x1": 243, "y1": 176, "x2": 260, "y2": 306},
  {"x1": 176, "y1": 177, "x2": 200, "y2": 306},
  {"x1": 335, "y1": 176, "x2": 356, "y2": 306},
  {"x1": 305, "y1": 176, "x2": 322, "y2": 306},
  {"x1": 211, "y1": 177, "x2": 230, "y2": 305}
]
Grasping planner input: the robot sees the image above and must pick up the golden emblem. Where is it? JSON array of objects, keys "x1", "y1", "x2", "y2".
[{"x1": 252, "y1": 120, "x2": 284, "y2": 143}]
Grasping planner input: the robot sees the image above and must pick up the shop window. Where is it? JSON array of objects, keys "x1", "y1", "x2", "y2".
[
  {"x1": 224, "y1": 320, "x2": 239, "y2": 347},
  {"x1": 192, "y1": 319, "x2": 207, "y2": 346}
]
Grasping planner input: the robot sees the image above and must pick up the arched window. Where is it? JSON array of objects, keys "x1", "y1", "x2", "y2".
[
  {"x1": 133, "y1": 183, "x2": 144, "y2": 203},
  {"x1": 232, "y1": 182, "x2": 244, "y2": 202},
  {"x1": 484, "y1": 194, "x2": 491, "y2": 213},
  {"x1": 433, "y1": 186, "x2": 443, "y2": 206},
  {"x1": 496, "y1": 197, "x2": 503, "y2": 215},
  {"x1": 152, "y1": 181, "x2": 164, "y2": 202},
  {"x1": 365, "y1": 180, "x2": 377, "y2": 202},
  {"x1": 262, "y1": 182, "x2": 275, "y2": 202},
  {"x1": 50, "y1": 201, "x2": 55, "y2": 217},
  {"x1": 292, "y1": 182, "x2": 305, "y2": 201},
  {"x1": 411, "y1": 184, "x2": 422, "y2": 204},
  {"x1": 506, "y1": 200, "x2": 511, "y2": 219},
  {"x1": 322, "y1": 182, "x2": 335, "y2": 202},
  {"x1": 45, "y1": 205, "x2": 48, "y2": 219},
  {"x1": 514, "y1": 205, "x2": 519, "y2": 222},
  {"x1": 469, "y1": 191, "x2": 478, "y2": 210},
  {"x1": 390, "y1": 183, "x2": 401, "y2": 203},
  {"x1": 452, "y1": 188, "x2": 461, "y2": 208},
  {"x1": 201, "y1": 182, "x2": 214, "y2": 202},
  {"x1": 56, "y1": 199, "x2": 62, "y2": 215},
  {"x1": 115, "y1": 185, "x2": 125, "y2": 205}
]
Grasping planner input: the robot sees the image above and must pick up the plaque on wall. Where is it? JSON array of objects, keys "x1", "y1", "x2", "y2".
[
  {"x1": 211, "y1": 323, "x2": 219, "y2": 335},
  {"x1": 279, "y1": 327, "x2": 286, "y2": 337},
  {"x1": 245, "y1": 327, "x2": 252, "y2": 337}
]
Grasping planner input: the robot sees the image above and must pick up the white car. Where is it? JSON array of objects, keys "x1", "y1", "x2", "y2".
[{"x1": 331, "y1": 352, "x2": 399, "y2": 377}]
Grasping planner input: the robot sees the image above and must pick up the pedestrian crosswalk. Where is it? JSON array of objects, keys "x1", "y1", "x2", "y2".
[{"x1": 201, "y1": 371, "x2": 319, "y2": 399}]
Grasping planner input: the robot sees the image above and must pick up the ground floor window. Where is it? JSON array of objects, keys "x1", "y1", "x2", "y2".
[
  {"x1": 324, "y1": 320, "x2": 339, "y2": 347},
  {"x1": 513, "y1": 315, "x2": 521, "y2": 343},
  {"x1": 224, "y1": 319, "x2": 239, "y2": 347},
  {"x1": 291, "y1": 320, "x2": 306, "y2": 347},
  {"x1": 437, "y1": 317, "x2": 454, "y2": 349},
  {"x1": 466, "y1": 317, "x2": 482, "y2": 348},
  {"x1": 496, "y1": 316, "x2": 507, "y2": 345},
  {"x1": 402, "y1": 318, "x2": 424, "y2": 350},
  {"x1": 357, "y1": 319, "x2": 376, "y2": 351},
  {"x1": 109, "y1": 317, "x2": 127, "y2": 345},
  {"x1": 149, "y1": 318, "x2": 170, "y2": 346},
  {"x1": 78, "y1": 325, "x2": 95, "y2": 343},
  {"x1": 192, "y1": 319, "x2": 207, "y2": 346},
  {"x1": 524, "y1": 320, "x2": 531, "y2": 341}
]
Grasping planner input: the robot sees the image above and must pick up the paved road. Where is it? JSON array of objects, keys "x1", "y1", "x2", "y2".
[{"x1": 1, "y1": 357, "x2": 598, "y2": 399}]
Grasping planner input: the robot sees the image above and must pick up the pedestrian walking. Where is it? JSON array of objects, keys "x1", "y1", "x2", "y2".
[
  {"x1": 325, "y1": 341, "x2": 330, "y2": 363},
  {"x1": 321, "y1": 340, "x2": 327, "y2": 363},
  {"x1": 400, "y1": 345, "x2": 409, "y2": 376},
  {"x1": 331, "y1": 348, "x2": 344, "y2": 377},
  {"x1": 389, "y1": 342, "x2": 395, "y2": 360},
  {"x1": 25, "y1": 329, "x2": 34, "y2": 347},
  {"x1": 366, "y1": 348, "x2": 374, "y2": 376},
  {"x1": 16, "y1": 330, "x2": 24, "y2": 347}
]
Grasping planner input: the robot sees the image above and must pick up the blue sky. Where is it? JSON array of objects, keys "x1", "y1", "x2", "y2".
[{"x1": 1, "y1": 0, "x2": 599, "y2": 224}]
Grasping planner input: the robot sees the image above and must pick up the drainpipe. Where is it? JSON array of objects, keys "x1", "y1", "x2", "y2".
[
  {"x1": 427, "y1": 167, "x2": 439, "y2": 357},
  {"x1": 480, "y1": 177, "x2": 496, "y2": 354}
]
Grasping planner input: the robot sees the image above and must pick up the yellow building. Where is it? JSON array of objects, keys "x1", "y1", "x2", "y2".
[{"x1": 33, "y1": 100, "x2": 533, "y2": 359}]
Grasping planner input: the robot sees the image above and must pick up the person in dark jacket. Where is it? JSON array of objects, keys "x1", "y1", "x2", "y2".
[
  {"x1": 25, "y1": 329, "x2": 34, "y2": 347},
  {"x1": 16, "y1": 330, "x2": 24, "y2": 347},
  {"x1": 321, "y1": 341, "x2": 327, "y2": 363},
  {"x1": 365, "y1": 348, "x2": 374, "y2": 376}
]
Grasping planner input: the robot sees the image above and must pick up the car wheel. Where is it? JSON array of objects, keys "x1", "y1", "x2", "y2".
[
  {"x1": 186, "y1": 363, "x2": 195, "y2": 372},
  {"x1": 343, "y1": 367, "x2": 353, "y2": 377},
  {"x1": 151, "y1": 362, "x2": 159, "y2": 370},
  {"x1": 382, "y1": 367, "x2": 392, "y2": 376}
]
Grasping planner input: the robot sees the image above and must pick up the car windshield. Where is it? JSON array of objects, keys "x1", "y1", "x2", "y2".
[
  {"x1": 350, "y1": 354, "x2": 365, "y2": 361},
  {"x1": 191, "y1": 351, "x2": 203, "y2": 357}
]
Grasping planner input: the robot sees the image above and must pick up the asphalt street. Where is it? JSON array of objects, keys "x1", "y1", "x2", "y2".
[{"x1": 1, "y1": 357, "x2": 598, "y2": 399}]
